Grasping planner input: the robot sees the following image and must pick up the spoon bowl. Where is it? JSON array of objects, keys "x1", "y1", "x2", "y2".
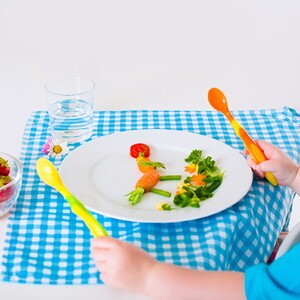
[
  {"x1": 36, "y1": 158, "x2": 64, "y2": 190},
  {"x1": 208, "y1": 88, "x2": 230, "y2": 114}
]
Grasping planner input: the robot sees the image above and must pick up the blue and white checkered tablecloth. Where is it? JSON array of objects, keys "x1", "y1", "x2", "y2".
[{"x1": 1, "y1": 107, "x2": 299, "y2": 284}]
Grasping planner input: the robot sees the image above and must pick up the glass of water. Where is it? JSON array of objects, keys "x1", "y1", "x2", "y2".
[{"x1": 45, "y1": 76, "x2": 95, "y2": 143}]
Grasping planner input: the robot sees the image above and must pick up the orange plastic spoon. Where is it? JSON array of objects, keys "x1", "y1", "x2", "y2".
[{"x1": 208, "y1": 88, "x2": 277, "y2": 186}]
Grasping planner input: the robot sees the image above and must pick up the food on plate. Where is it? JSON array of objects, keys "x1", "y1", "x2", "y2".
[
  {"x1": 126, "y1": 169, "x2": 161, "y2": 205},
  {"x1": 136, "y1": 154, "x2": 166, "y2": 173},
  {"x1": 126, "y1": 144, "x2": 224, "y2": 209},
  {"x1": 130, "y1": 143, "x2": 166, "y2": 173},
  {"x1": 174, "y1": 149, "x2": 224, "y2": 208},
  {"x1": 149, "y1": 188, "x2": 171, "y2": 198},
  {"x1": 126, "y1": 144, "x2": 180, "y2": 205},
  {"x1": 136, "y1": 169, "x2": 160, "y2": 192},
  {"x1": 159, "y1": 175, "x2": 181, "y2": 181},
  {"x1": 155, "y1": 202, "x2": 174, "y2": 211},
  {"x1": 130, "y1": 143, "x2": 151, "y2": 158},
  {"x1": 136, "y1": 154, "x2": 155, "y2": 173}
]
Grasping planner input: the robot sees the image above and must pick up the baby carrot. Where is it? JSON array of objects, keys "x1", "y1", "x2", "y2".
[
  {"x1": 126, "y1": 169, "x2": 168, "y2": 205},
  {"x1": 135, "y1": 169, "x2": 160, "y2": 192},
  {"x1": 136, "y1": 155, "x2": 155, "y2": 173}
]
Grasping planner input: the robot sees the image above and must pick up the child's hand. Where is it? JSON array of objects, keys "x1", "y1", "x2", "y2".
[
  {"x1": 91, "y1": 236, "x2": 156, "y2": 294},
  {"x1": 243, "y1": 140, "x2": 299, "y2": 188},
  {"x1": 91, "y1": 238, "x2": 247, "y2": 300}
]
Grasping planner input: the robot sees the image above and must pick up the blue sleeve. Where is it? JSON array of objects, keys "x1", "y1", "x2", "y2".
[{"x1": 244, "y1": 242, "x2": 300, "y2": 300}]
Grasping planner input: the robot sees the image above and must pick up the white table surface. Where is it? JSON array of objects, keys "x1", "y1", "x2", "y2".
[{"x1": 1, "y1": 1, "x2": 300, "y2": 299}]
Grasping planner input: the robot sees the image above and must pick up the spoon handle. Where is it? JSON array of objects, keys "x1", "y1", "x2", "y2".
[
  {"x1": 239, "y1": 128, "x2": 278, "y2": 186},
  {"x1": 65, "y1": 193, "x2": 109, "y2": 237},
  {"x1": 224, "y1": 114, "x2": 277, "y2": 186}
]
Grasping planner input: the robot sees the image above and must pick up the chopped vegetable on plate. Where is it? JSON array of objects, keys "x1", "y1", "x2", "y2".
[{"x1": 174, "y1": 149, "x2": 224, "y2": 208}]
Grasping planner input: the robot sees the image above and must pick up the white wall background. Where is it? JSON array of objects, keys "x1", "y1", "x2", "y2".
[{"x1": 1, "y1": 0, "x2": 300, "y2": 155}]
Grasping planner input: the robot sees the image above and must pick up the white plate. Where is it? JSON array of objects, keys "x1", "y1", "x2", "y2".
[{"x1": 60, "y1": 129, "x2": 253, "y2": 223}]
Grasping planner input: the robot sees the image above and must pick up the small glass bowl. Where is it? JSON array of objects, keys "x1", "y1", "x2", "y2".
[{"x1": 0, "y1": 152, "x2": 23, "y2": 217}]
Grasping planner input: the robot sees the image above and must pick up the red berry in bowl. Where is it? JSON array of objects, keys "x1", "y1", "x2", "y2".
[
  {"x1": 0, "y1": 157, "x2": 10, "y2": 176},
  {"x1": 0, "y1": 176, "x2": 14, "y2": 203}
]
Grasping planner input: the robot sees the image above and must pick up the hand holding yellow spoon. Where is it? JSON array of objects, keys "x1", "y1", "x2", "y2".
[
  {"x1": 36, "y1": 158, "x2": 109, "y2": 237},
  {"x1": 207, "y1": 88, "x2": 277, "y2": 186}
]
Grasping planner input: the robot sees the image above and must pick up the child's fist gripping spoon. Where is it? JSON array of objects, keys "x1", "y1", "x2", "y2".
[
  {"x1": 36, "y1": 158, "x2": 109, "y2": 237},
  {"x1": 207, "y1": 88, "x2": 277, "y2": 186}
]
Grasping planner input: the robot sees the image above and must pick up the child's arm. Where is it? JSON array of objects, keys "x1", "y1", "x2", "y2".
[
  {"x1": 91, "y1": 237, "x2": 246, "y2": 300},
  {"x1": 243, "y1": 140, "x2": 300, "y2": 195}
]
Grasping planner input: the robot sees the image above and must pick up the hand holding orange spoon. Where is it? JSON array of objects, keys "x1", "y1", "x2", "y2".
[{"x1": 208, "y1": 87, "x2": 277, "y2": 186}]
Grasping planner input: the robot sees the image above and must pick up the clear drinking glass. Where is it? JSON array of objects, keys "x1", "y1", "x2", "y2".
[{"x1": 45, "y1": 77, "x2": 95, "y2": 143}]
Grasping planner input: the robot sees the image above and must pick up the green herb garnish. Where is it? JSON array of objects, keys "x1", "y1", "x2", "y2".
[
  {"x1": 173, "y1": 150, "x2": 224, "y2": 208},
  {"x1": 184, "y1": 149, "x2": 203, "y2": 165}
]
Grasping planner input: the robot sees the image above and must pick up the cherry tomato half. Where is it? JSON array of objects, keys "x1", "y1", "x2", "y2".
[{"x1": 130, "y1": 143, "x2": 150, "y2": 158}]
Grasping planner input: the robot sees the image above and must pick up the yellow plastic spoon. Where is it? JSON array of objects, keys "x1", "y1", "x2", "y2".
[
  {"x1": 36, "y1": 158, "x2": 109, "y2": 237},
  {"x1": 208, "y1": 87, "x2": 277, "y2": 186}
]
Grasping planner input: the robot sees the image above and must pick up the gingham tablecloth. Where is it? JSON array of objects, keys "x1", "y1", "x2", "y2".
[{"x1": 1, "y1": 107, "x2": 299, "y2": 284}]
